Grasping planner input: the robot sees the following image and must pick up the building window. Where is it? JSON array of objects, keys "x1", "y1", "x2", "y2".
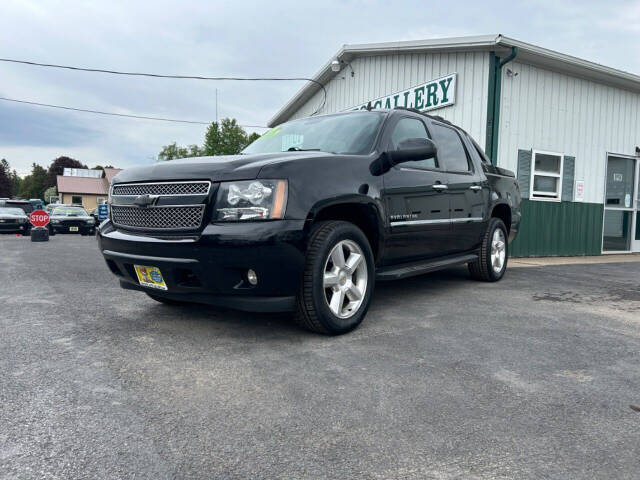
[
  {"x1": 530, "y1": 150, "x2": 564, "y2": 201},
  {"x1": 71, "y1": 195, "x2": 83, "y2": 205}
]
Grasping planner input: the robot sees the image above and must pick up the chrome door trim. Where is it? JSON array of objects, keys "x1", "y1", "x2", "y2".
[{"x1": 391, "y1": 217, "x2": 483, "y2": 227}]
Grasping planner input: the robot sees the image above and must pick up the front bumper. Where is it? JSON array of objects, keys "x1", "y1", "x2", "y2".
[
  {"x1": 51, "y1": 223, "x2": 95, "y2": 234},
  {"x1": 0, "y1": 222, "x2": 27, "y2": 233},
  {"x1": 98, "y1": 220, "x2": 306, "y2": 312}
]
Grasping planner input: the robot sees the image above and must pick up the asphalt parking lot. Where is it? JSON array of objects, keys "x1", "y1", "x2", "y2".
[{"x1": 1, "y1": 235, "x2": 639, "y2": 479}]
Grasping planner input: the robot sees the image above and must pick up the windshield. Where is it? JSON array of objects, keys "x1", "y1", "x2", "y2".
[
  {"x1": 0, "y1": 207, "x2": 25, "y2": 215},
  {"x1": 52, "y1": 207, "x2": 88, "y2": 216},
  {"x1": 243, "y1": 112, "x2": 385, "y2": 155}
]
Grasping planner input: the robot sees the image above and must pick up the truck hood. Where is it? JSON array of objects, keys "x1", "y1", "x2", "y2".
[{"x1": 112, "y1": 152, "x2": 328, "y2": 184}]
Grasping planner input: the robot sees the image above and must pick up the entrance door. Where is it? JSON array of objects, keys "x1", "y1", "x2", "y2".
[
  {"x1": 602, "y1": 155, "x2": 639, "y2": 253},
  {"x1": 633, "y1": 159, "x2": 640, "y2": 253}
]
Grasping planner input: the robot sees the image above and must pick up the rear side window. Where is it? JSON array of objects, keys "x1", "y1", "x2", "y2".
[
  {"x1": 431, "y1": 123, "x2": 470, "y2": 172},
  {"x1": 389, "y1": 117, "x2": 438, "y2": 169}
]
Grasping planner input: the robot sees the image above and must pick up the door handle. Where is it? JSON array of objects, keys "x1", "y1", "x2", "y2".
[
  {"x1": 432, "y1": 184, "x2": 448, "y2": 190},
  {"x1": 469, "y1": 185, "x2": 482, "y2": 191}
]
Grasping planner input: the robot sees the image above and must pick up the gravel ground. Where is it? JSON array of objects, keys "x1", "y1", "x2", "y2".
[{"x1": 1, "y1": 234, "x2": 639, "y2": 479}]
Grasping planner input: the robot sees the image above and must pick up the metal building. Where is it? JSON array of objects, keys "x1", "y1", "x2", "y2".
[{"x1": 268, "y1": 35, "x2": 640, "y2": 256}]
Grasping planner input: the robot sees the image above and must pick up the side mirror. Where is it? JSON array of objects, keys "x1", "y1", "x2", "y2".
[{"x1": 389, "y1": 137, "x2": 437, "y2": 165}]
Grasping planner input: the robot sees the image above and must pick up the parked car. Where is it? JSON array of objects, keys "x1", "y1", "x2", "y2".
[
  {"x1": 49, "y1": 206, "x2": 96, "y2": 235},
  {"x1": 0, "y1": 200, "x2": 35, "y2": 235},
  {"x1": 45, "y1": 203, "x2": 64, "y2": 214},
  {"x1": 88, "y1": 208, "x2": 101, "y2": 224},
  {"x1": 29, "y1": 199, "x2": 45, "y2": 210},
  {"x1": 0, "y1": 199, "x2": 34, "y2": 214},
  {"x1": 98, "y1": 108, "x2": 521, "y2": 334},
  {"x1": 0, "y1": 207, "x2": 30, "y2": 234}
]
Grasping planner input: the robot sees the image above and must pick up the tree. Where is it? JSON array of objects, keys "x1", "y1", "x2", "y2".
[
  {"x1": 247, "y1": 132, "x2": 261, "y2": 144},
  {"x1": 10, "y1": 169, "x2": 21, "y2": 196},
  {"x1": 0, "y1": 159, "x2": 13, "y2": 198},
  {"x1": 158, "y1": 118, "x2": 260, "y2": 161},
  {"x1": 44, "y1": 186, "x2": 58, "y2": 203},
  {"x1": 46, "y1": 156, "x2": 87, "y2": 189},
  {"x1": 18, "y1": 163, "x2": 48, "y2": 199},
  {"x1": 157, "y1": 142, "x2": 203, "y2": 161}
]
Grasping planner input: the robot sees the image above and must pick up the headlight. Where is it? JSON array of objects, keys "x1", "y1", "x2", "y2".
[
  {"x1": 214, "y1": 180, "x2": 287, "y2": 221},
  {"x1": 86, "y1": 218, "x2": 95, "y2": 224},
  {"x1": 52, "y1": 219, "x2": 60, "y2": 224}
]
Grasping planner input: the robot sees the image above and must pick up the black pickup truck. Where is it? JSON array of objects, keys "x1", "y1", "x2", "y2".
[{"x1": 99, "y1": 109, "x2": 521, "y2": 334}]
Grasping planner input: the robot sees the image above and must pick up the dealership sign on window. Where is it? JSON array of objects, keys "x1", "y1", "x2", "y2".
[{"x1": 350, "y1": 73, "x2": 457, "y2": 112}]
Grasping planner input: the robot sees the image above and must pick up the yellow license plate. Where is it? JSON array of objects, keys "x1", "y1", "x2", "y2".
[
  {"x1": 69, "y1": 226, "x2": 79, "y2": 232},
  {"x1": 134, "y1": 265, "x2": 168, "y2": 290}
]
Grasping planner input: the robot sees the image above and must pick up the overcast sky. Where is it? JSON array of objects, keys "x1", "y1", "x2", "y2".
[{"x1": 1, "y1": 0, "x2": 639, "y2": 175}]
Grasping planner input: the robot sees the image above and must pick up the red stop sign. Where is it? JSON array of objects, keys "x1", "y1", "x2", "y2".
[{"x1": 30, "y1": 209, "x2": 50, "y2": 227}]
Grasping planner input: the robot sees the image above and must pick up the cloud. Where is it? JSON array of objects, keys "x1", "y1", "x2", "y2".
[{"x1": 0, "y1": 101, "x2": 99, "y2": 147}]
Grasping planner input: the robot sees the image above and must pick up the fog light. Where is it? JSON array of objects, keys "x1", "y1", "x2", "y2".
[{"x1": 247, "y1": 269, "x2": 258, "y2": 285}]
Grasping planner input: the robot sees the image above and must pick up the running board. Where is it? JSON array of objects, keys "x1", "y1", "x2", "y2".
[{"x1": 376, "y1": 253, "x2": 478, "y2": 281}]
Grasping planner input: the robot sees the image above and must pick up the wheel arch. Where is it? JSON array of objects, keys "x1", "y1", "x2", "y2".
[
  {"x1": 305, "y1": 196, "x2": 384, "y2": 262},
  {"x1": 490, "y1": 202, "x2": 512, "y2": 234}
]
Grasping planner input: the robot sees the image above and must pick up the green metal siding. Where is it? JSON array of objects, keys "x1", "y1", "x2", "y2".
[{"x1": 510, "y1": 200, "x2": 603, "y2": 257}]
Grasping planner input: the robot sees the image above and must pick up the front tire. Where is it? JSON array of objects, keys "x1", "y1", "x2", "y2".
[
  {"x1": 295, "y1": 221, "x2": 375, "y2": 335},
  {"x1": 469, "y1": 217, "x2": 508, "y2": 282}
]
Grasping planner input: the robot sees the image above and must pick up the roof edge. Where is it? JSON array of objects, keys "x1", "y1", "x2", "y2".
[
  {"x1": 268, "y1": 34, "x2": 640, "y2": 127},
  {"x1": 267, "y1": 34, "x2": 501, "y2": 127}
]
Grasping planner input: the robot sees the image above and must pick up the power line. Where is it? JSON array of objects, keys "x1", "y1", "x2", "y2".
[
  {"x1": 0, "y1": 96, "x2": 268, "y2": 128},
  {"x1": 0, "y1": 57, "x2": 327, "y2": 115}
]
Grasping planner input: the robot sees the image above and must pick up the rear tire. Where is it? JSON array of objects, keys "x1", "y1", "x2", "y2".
[
  {"x1": 469, "y1": 217, "x2": 508, "y2": 282},
  {"x1": 146, "y1": 293, "x2": 186, "y2": 305},
  {"x1": 294, "y1": 221, "x2": 375, "y2": 335}
]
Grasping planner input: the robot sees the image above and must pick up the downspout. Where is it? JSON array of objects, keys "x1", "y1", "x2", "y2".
[{"x1": 485, "y1": 46, "x2": 518, "y2": 165}]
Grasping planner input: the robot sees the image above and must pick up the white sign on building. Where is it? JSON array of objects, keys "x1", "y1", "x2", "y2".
[
  {"x1": 575, "y1": 180, "x2": 585, "y2": 202},
  {"x1": 349, "y1": 73, "x2": 457, "y2": 113}
]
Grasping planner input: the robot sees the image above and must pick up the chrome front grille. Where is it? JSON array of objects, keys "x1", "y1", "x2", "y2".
[
  {"x1": 112, "y1": 181, "x2": 211, "y2": 196},
  {"x1": 111, "y1": 205, "x2": 205, "y2": 230}
]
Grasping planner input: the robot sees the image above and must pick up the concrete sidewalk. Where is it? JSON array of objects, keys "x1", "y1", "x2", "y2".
[{"x1": 510, "y1": 253, "x2": 640, "y2": 267}]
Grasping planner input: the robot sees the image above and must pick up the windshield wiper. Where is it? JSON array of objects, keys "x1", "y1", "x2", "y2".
[{"x1": 287, "y1": 147, "x2": 321, "y2": 152}]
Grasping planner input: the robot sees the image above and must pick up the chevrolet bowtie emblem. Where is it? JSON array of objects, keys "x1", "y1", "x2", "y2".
[{"x1": 133, "y1": 194, "x2": 160, "y2": 207}]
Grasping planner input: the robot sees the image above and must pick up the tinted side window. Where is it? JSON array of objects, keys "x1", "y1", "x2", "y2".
[
  {"x1": 390, "y1": 118, "x2": 437, "y2": 169},
  {"x1": 431, "y1": 123, "x2": 470, "y2": 172}
]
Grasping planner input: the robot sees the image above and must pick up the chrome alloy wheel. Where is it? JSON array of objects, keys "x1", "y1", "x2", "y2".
[
  {"x1": 491, "y1": 228, "x2": 506, "y2": 274},
  {"x1": 323, "y1": 239, "x2": 368, "y2": 319}
]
